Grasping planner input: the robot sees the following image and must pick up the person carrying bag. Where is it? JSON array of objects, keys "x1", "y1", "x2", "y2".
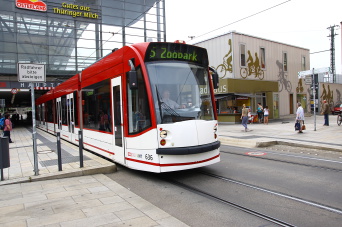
[{"x1": 295, "y1": 102, "x2": 305, "y2": 133}]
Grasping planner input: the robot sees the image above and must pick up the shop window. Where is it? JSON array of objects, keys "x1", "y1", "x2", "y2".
[
  {"x1": 240, "y1": 44, "x2": 246, "y2": 67},
  {"x1": 283, "y1": 52, "x2": 288, "y2": 72},
  {"x1": 260, "y1": 47, "x2": 266, "y2": 69}
]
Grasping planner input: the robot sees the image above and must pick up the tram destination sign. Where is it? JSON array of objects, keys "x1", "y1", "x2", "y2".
[
  {"x1": 145, "y1": 42, "x2": 208, "y2": 66},
  {"x1": 18, "y1": 63, "x2": 46, "y2": 82}
]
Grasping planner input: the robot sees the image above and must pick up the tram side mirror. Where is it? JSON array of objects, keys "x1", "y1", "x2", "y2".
[
  {"x1": 127, "y1": 71, "x2": 138, "y2": 90},
  {"x1": 209, "y1": 67, "x2": 219, "y2": 89}
]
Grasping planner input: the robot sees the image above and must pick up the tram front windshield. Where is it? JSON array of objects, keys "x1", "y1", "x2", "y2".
[{"x1": 147, "y1": 62, "x2": 215, "y2": 124}]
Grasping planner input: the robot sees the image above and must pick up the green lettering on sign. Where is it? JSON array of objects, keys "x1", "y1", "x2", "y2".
[{"x1": 145, "y1": 43, "x2": 208, "y2": 66}]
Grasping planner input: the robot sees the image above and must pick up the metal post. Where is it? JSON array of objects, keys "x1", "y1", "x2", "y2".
[
  {"x1": 0, "y1": 138, "x2": 3, "y2": 181},
  {"x1": 57, "y1": 132, "x2": 62, "y2": 171},
  {"x1": 31, "y1": 82, "x2": 39, "y2": 175},
  {"x1": 79, "y1": 130, "x2": 83, "y2": 168},
  {"x1": 312, "y1": 68, "x2": 316, "y2": 131}
]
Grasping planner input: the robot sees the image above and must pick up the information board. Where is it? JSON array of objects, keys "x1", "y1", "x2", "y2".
[{"x1": 17, "y1": 63, "x2": 46, "y2": 82}]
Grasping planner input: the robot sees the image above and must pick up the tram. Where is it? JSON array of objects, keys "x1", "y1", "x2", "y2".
[{"x1": 35, "y1": 42, "x2": 220, "y2": 172}]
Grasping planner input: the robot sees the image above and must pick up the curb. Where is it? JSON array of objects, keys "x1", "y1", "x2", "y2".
[
  {"x1": 220, "y1": 138, "x2": 342, "y2": 153},
  {"x1": 0, "y1": 164, "x2": 117, "y2": 186}
]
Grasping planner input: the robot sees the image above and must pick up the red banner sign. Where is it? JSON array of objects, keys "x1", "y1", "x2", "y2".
[{"x1": 16, "y1": 0, "x2": 47, "y2": 12}]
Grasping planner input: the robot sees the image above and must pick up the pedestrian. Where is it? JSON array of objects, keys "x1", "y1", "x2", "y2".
[
  {"x1": 296, "y1": 102, "x2": 304, "y2": 133},
  {"x1": 241, "y1": 104, "x2": 249, "y2": 132},
  {"x1": 263, "y1": 105, "x2": 269, "y2": 124},
  {"x1": 104, "y1": 112, "x2": 111, "y2": 132},
  {"x1": 257, "y1": 103, "x2": 263, "y2": 123},
  {"x1": 322, "y1": 100, "x2": 329, "y2": 126},
  {"x1": 3, "y1": 114, "x2": 13, "y2": 143}
]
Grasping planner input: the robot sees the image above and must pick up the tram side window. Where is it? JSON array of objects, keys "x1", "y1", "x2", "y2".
[
  {"x1": 61, "y1": 96, "x2": 67, "y2": 125},
  {"x1": 46, "y1": 100, "x2": 53, "y2": 123},
  {"x1": 82, "y1": 79, "x2": 111, "y2": 132},
  {"x1": 73, "y1": 91, "x2": 78, "y2": 127},
  {"x1": 127, "y1": 67, "x2": 152, "y2": 134}
]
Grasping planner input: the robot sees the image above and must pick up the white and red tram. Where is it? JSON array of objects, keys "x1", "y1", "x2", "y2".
[{"x1": 35, "y1": 42, "x2": 220, "y2": 172}]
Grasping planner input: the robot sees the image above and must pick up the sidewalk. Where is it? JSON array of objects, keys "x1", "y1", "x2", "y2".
[
  {"x1": 218, "y1": 114, "x2": 342, "y2": 152},
  {"x1": 0, "y1": 127, "x2": 188, "y2": 227}
]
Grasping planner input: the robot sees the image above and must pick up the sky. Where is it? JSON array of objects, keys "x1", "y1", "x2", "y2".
[{"x1": 165, "y1": 0, "x2": 342, "y2": 74}]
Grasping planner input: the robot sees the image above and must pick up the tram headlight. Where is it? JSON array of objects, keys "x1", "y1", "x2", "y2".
[
  {"x1": 213, "y1": 123, "x2": 218, "y2": 133},
  {"x1": 160, "y1": 130, "x2": 168, "y2": 138},
  {"x1": 213, "y1": 123, "x2": 218, "y2": 139}
]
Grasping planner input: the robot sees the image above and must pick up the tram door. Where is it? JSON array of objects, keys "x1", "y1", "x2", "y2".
[
  {"x1": 112, "y1": 77, "x2": 125, "y2": 163},
  {"x1": 66, "y1": 94, "x2": 75, "y2": 138},
  {"x1": 56, "y1": 98, "x2": 62, "y2": 131}
]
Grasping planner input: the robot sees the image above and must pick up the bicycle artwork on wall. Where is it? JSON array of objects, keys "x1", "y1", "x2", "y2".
[
  {"x1": 240, "y1": 50, "x2": 264, "y2": 80},
  {"x1": 276, "y1": 60, "x2": 292, "y2": 92},
  {"x1": 213, "y1": 39, "x2": 233, "y2": 79}
]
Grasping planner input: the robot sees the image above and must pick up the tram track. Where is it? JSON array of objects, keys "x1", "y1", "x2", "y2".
[
  {"x1": 160, "y1": 167, "x2": 342, "y2": 227},
  {"x1": 221, "y1": 150, "x2": 342, "y2": 172},
  {"x1": 163, "y1": 175, "x2": 296, "y2": 227},
  {"x1": 199, "y1": 171, "x2": 342, "y2": 215}
]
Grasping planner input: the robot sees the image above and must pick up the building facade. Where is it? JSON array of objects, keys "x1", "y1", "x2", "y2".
[
  {"x1": 196, "y1": 32, "x2": 311, "y2": 122},
  {"x1": 0, "y1": 0, "x2": 165, "y2": 108}
]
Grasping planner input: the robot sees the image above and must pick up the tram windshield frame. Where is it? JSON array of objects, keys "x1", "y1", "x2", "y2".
[{"x1": 146, "y1": 61, "x2": 215, "y2": 124}]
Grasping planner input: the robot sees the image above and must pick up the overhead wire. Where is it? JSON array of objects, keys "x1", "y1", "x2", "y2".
[
  {"x1": 191, "y1": 0, "x2": 292, "y2": 41},
  {"x1": 80, "y1": 0, "x2": 164, "y2": 67}
]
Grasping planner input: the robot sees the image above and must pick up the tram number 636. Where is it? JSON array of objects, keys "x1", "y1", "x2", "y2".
[{"x1": 145, "y1": 154, "x2": 153, "y2": 161}]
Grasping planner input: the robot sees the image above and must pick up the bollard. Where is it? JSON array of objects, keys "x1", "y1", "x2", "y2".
[
  {"x1": 0, "y1": 136, "x2": 10, "y2": 181},
  {"x1": 57, "y1": 132, "x2": 62, "y2": 171},
  {"x1": 79, "y1": 130, "x2": 83, "y2": 168}
]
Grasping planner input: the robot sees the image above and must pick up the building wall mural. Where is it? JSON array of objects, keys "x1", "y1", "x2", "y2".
[
  {"x1": 240, "y1": 50, "x2": 264, "y2": 80},
  {"x1": 213, "y1": 39, "x2": 233, "y2": 79},
  {"x1": 276, "y1": 60, "x2": 292, "y2": 92},
  {"x1": 296, "y1": 78, "x2": 304, "y2": 93},
  {"x1": 319, "y1": 83, "x2": 342, "y2": 112}
]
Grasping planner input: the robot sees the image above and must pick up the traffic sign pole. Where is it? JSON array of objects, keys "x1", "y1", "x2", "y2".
[
  {"x1": 30, "y1": 83, "x2": 39, "y2": 175},
  {"x1": 312, "y1": 68, "x2": 316, "y2": 131}
]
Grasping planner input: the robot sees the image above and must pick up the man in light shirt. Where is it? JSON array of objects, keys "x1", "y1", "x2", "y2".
[{"x1": 296, "y1": 102, "x2": 305, "y2": 133}]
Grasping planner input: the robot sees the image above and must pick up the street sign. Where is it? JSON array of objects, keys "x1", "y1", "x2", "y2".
[
  {"x1": 305, "y1": 75, "x2": 312, "y2": 85},
  {"x1": 11, "y1": 88, "x2": 18, "y2": 94},
  {"x1": 298, "y1": 67, "x2": 330, "y2": 78},
  {"x1": 17, "y1": 63, "x2": 46, "y2": 82}
]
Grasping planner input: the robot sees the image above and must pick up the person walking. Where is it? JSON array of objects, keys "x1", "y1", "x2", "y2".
[
  {"x1": 296, "y1": 102, "x2": 305, "y2": 133},
  {"x1": 322, "y1": 99, "x2": 330, "y2": 126},
  {"x1": 241, "y1": 104, "x2": 249, "y2": 132},
  {"x1": 3, "y1": 114, "x2": 13, "y2": 143},
  {"x1": 263, "y1": 106, "x2": 269, "y2": 124},
  {"x1": 257, "y1": 103, "x2": 263, "y2": 123}
]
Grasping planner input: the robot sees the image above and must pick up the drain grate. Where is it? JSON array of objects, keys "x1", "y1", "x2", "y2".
[{"x1": 40, "y1": 156, "x2": 90, "y2": 167}]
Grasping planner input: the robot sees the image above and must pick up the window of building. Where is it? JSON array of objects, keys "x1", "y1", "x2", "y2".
[
  {"x1": 260, "y1": 47, "x2": 266, "y2": 69},
  {"x1": 301, "y1": 56, "x2": 306, "y2": 71},
  {"x1": 82, "y1": 79, "x2": 112, "y2": 132},
  {"x1": 283, "y1": 52, "x2": 288, "y2": 72},
  {"x1": 240, "y1": 44, "x2": 246, "y2": 67},
  {"x1": 126, "y1": 67, "x2": 152, "y2": 134}
]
